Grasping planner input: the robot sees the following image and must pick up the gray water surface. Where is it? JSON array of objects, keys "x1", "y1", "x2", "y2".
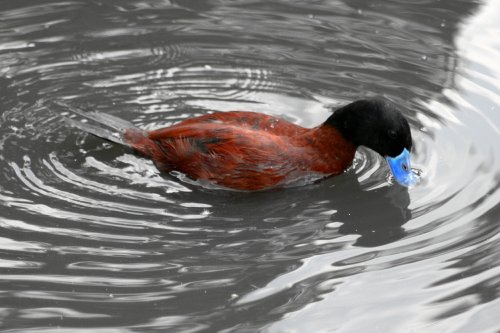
[{"x1": 1, "y1": 0, "x2": 499, "y2": 332}]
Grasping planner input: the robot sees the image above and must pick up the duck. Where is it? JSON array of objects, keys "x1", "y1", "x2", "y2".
[{"x1": 57, "y1": 97, "x2": 419, "y2": 190}]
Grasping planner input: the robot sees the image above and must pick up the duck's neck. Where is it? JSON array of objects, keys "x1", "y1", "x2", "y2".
[{"x1": 304, "y1": 123, "x2": 357, "y2": 173}]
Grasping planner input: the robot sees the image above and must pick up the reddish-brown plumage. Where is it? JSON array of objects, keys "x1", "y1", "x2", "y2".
[{"x1": 123, "y1": 111, "x2": 356, "y2": 191}]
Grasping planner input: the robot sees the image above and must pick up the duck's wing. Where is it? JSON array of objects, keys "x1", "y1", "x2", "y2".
[{"x1": 147, "y1": 123, "x2": 305, "y2": 190}]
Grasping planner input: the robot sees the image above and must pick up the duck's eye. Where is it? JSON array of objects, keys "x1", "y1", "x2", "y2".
[
  {"x1": 402, "y1": 163, "x2": 408, "y2": 171},
  {"x1": 388, "y1": 130, "x2": 397, "y2": 139}
]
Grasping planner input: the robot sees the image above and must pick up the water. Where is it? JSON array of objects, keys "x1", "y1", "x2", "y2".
[{"x1": 1, "y1": 0, "x2": 499, "y2": 332}]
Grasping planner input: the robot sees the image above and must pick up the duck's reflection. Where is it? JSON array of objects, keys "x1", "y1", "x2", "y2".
[
  {"x1": 194, "y1": 170, "x2": 411, "y2": 248},
  {"x1": 332, "y1": 176, "x2": 410, "y2": 247}
]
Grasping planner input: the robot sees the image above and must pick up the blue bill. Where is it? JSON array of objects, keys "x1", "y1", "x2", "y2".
[{"x1": 386, "y1": 148, "x2": 420, "y2": 187}]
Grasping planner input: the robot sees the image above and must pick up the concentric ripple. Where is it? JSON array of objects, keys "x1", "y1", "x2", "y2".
[{"x1": 0, "y1": 0, "x2": 499, "y2": 332}]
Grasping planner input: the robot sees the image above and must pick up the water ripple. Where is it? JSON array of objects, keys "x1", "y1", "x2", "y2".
[{"x1": 0, "y1": 0, "x2": 499, "y2": 332}]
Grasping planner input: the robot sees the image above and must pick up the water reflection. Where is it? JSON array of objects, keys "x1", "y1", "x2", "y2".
[{"x1": 334, "y1": 178, "x2": 410, "y2": 247}]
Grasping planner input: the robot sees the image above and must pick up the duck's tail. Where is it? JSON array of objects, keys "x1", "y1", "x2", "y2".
[{"x1": 53, "y1": 101, "x2": 147, "y2": 147}]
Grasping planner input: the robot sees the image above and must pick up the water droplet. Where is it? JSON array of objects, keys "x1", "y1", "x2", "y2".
[
  {"x1": 421, "y1": 55, "x2": 428, "y2": 61},
  {"x1": 204, "y1": 64, "x2": 212, "y2": 70},
  {"x1": 357, "y1": 9, "x2": 363, "y2": 15},
  {"x1": 440, "y1": 22, "x2": 446, "y2": 27}
]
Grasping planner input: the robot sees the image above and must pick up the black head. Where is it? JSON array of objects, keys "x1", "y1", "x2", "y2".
[{"x1": 326, "y1": 97, "x2": 412, "y2": 157}]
